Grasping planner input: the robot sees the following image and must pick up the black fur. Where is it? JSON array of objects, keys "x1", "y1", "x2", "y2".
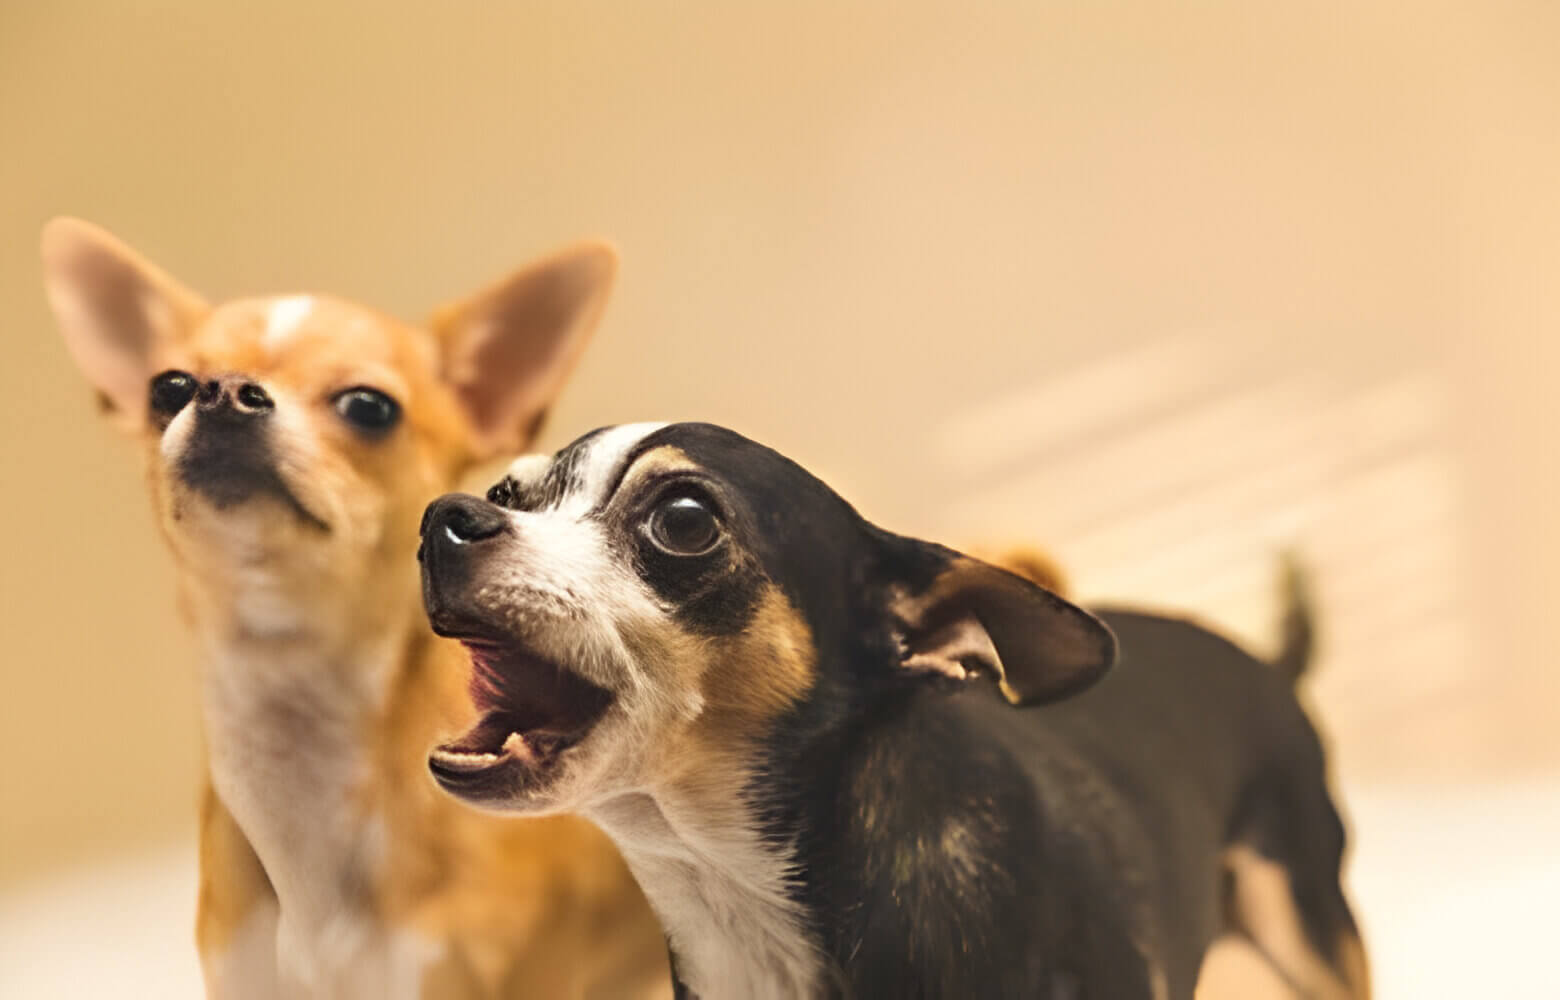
[
  {"x1": 174, "y1": 411, "x2": 326, "y2": 531},
  {"x1": 486, "y1": 426, "x2": 609, "y2": 512},
  {"x1": 605, "y1": 424, "x2": 1358, "y2": 1000}
]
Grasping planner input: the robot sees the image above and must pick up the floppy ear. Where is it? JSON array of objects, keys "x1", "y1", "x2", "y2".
[
  {"x1": 430, "y1": 241, "x2": 618, "y2": 458},
  {"x1": 890, "y1": 548, "x2": 1116, "y2": 706},
  {"x1": 40, "y1": 217, "x2": 208, "y2": 428}
]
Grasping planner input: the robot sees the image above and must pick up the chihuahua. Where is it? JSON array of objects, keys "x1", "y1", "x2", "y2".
[
  {"x1": 42, "y1": 219, "x2": 668, "y2": 999},
  {"x1": 417, "y1": 422, "x2": 1369, "y2": 1000}
]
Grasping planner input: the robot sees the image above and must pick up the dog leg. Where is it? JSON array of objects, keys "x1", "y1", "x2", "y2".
[
  {"x1": 1220, "y1": 843, "x2": 1369, "y2": 1000},
  {"x1": 197, "y1": 782, "x2": 281, "y2": 999},
  {"x1": 1194, "y1": 935, "x2": 1296, "y2": 999}
]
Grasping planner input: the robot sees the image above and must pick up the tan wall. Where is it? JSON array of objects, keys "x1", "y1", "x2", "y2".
[{"x1": 1, "y1": 0, "x2": 1555, "y2": 887}]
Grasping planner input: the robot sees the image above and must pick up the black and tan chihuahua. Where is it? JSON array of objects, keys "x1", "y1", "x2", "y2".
[{"x1": 417, "y1": 421, "x2": 1369, "y2": 1000}]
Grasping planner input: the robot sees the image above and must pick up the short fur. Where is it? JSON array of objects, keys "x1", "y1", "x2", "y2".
[
  {"x1": 419, "y1": 422, "x2": 1368, "y2": 1000},
  {"x1": 42, "y1": 218, "x2": 668, "y2": 999}
]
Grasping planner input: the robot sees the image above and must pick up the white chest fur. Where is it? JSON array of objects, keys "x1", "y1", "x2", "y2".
[
  {"x1": 593, "y1": 791, "x2": 823, "y2": 1000},
  {"x1": 201, "y1": 633, "x2": 431, "y2": 998}
]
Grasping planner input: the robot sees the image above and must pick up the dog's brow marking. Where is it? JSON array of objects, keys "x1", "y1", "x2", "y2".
[
  {"x1": 567, "y1": 422, "x2": 668, "y2": 512},
  {"x1": 263, "y1": 296, "x2": 314, "y2": 351},
  {"x1": 505, "y1": 453, "x2": 552, "y2": 485}
]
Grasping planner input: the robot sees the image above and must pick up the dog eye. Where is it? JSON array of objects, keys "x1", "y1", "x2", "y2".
[
  {"x1": 333, "y1": 387, "x2": 401, "y2": 434},
  {"x1": 486, "y1": 478, "x2": 517, "y2": 508},
  {"x1": 149, "y1": 370, "x2": 198, "y2": 417},
  {"x1": 647, "y1": 494, "x2": 721, "y2": 556}
]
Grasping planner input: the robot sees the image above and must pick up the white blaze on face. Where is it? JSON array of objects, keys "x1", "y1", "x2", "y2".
[
  {"x1": 486, "y1": 421, "x2": 689, "y2": 716},
  {"x1": 502, "y1": 452, "x2": 552, "y2": 492},
  {"x1": 528, "y1": 421, "x2": 672, "y2": 515},
  {"x1": 263, "y1": 295, "x2": 315, "y2": 353},
  {"x1": 158, "y1": 396, "x2": 200, "y2": 463},
  {"x1": 494, "y1": 420, "x2": 669, "y2": 593}
]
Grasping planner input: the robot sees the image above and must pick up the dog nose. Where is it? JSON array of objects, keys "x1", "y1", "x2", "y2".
[
  {"x1": 423, "y1": 494, "x2": 510, "y2": 547},
  {"x1": 196, "y1": 376, "x2": 274, "y2": 419}
]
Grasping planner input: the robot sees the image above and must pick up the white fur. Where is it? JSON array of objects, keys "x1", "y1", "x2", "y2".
[
  {"x1": 158, "y1": 401, "x2": 198, "y2": 463},
  {"x1": 565, "y1": 421, "x2": 669, "y2": 514},
  {"x1": 484, "y1": 423, "x2": 824, "y2": 997},
  {"x1": 201, "y1": 629, "x2": 426, "y2": 999},
  {"x1": 204, "y1": 897, "x2": 281, "y2": 1000},
  {"x1": 263, "y1": 296, "x2": 314, "y2": 351},
  {"x1": 387, "y1": 930, "x2": 449, "y2": 1000},
  {"x1": 593, "y1": 792, "x2": 822, "y2": 1000},
  {"x1": 500, "y1": 422, "x2": 667, "y2": 518},
  {"x1": 502, "y1": 451, "x2": 552, "y2": 490}
]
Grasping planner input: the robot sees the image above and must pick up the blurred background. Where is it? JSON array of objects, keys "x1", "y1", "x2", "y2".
[{"x1": 1, "y1": 2, "x2": 1555, "y2": 996}]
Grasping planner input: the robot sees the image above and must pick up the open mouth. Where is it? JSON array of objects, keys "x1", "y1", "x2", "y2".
[{"x1": 427, "y1": 638, "x2": 613, "y2": 800}]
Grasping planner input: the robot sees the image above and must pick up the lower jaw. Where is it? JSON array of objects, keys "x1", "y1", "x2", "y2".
[
  {"x1": 427, "y1": 753, "x2": 557, "y2": 807},
  {"x1": 428, "y1": 714, "x2": 581, "y2": 801}
]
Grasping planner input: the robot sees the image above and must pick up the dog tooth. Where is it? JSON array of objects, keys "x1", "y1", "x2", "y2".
[
  {"x1": 502, "y1": 732, "x2": 537, "y2": 763},
  {"x1": 430, "y1": 747, "x2": 502, "y2": 773}
]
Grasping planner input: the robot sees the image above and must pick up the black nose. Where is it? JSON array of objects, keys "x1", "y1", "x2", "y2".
[
  {"x1": 422, "y1": 494, "x2": 510, "y2": 547},
  {"x1": 196, "y1": 376, "x2": 274, "y2": 418}
]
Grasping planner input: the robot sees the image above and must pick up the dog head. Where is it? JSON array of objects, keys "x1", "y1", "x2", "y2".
[
  {"x1": 42, "y1": 217, "x2": 615, "y2": 642},
  {"x1": 418, "y1": 422, "x2": 1116, "y2": 813}
]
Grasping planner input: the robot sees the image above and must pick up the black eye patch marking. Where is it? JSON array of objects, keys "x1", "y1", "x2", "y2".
[
  {"x1": 634, "y1": 531, "x2": 765, "y2": 638},
  {"x1": 487, "y1": 454, "x2": 589, "y2": 513},
  {"x1": 486, "y1": 476, "x2": 522, "y2": 509},
  {"x1": 621, "y1": 477, "x2": 763, "y2": 636},
  {"x1": 488, "y1": 426, "x2": 628, "y2": 513}
]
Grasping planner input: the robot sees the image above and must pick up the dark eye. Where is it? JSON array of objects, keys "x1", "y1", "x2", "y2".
[
  {"x1": 486, "y1": 478, "x2": 516, "y2": 508},
  {"x1": 647, "y1": 494, "x2": 721, "y2": 556},
  {"x1": 149, "y1": 370, "x2": 198, "y2": 417},
  {"x1": 333, "y1": 387, "x2": 401, "y2": 434}
]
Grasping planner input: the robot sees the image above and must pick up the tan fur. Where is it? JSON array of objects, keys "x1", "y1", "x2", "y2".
[
  {"x1": 600, "y1": 584, "x2": 822, "y2": 1000},
  {"x1": 975, "y1": 544, "x2": 1070, "y2": 597},
  {"x1": 1194, "y1": 936, "x2": 1293, "y2": 1000},
  {"x1": 608, "y1": 447, "x2": 818, "y2": 767},
  {"x1": 610, "y1": 581, "x2": 817, "y2": 806},
  {"x1": 695, "y1": 588, "x2": 818, "y2": 738},
  {"x1": 196, "y1": 784, "x2": 279, "y2": 995},
  {"x1": 43, "y1": 218, "x2": 668, "y2": 999}
]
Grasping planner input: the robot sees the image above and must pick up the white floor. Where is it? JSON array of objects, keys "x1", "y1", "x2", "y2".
[
  {"x1": 1344, "y1": 778, "x2": 1560, "y2": 1000},
  {"x1": 0, "y1": 842, "x2": 203, "y2": 999},
  {"x1": 2, "y1": 779, "x2": 1555, "y2": 999}
]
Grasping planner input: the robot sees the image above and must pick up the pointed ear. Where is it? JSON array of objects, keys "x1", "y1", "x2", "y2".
[
  {"x1": 890, "y1": 549, "x2": 1116, "y2": 706},
  {"x1": 41, "y1": 217, "x2": 208, "y2": 428},
  {"x1": 430, "y1": 241, "x2": 618, "y2": 458}
]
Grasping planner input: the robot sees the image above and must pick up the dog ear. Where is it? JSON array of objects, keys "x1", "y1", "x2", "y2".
[
  {"x1": 41, "y1": 217, "x2": 208, "y2": 428},
  {"x1": 888, "y1": 544, "x2": 1115, "y2": 706},
  {"x1": 431, "y1": 241, "x2": 618, "y2": 458}
]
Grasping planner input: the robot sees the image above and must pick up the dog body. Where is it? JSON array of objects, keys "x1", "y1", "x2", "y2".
[
  {"x1": 43, "y1": 220, "x2": 668, "y2": 999},
  {"x1": 417, "y1": 422, "x2": 1367, "y2": 1000}
]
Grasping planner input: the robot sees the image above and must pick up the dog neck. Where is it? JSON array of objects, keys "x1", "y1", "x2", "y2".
[
  {"x1": 196, "y1": 585, "x2": 418, "y2": 984},
  {"x1": 591, "y1": 781, "x2": 825, "y2": 1000},
  {"x1": 596, "y1": 686, "x2": 1043, "y2": 1000}
]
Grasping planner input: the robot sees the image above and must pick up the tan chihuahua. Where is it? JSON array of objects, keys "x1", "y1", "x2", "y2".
[{"x1": 41, "y1": 218, "x2": 669, "y2": 999}]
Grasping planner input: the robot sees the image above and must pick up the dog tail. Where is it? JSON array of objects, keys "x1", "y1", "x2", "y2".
[{"x1": 1272, "y1": 551, "x2": 1316, "y2": 685}]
